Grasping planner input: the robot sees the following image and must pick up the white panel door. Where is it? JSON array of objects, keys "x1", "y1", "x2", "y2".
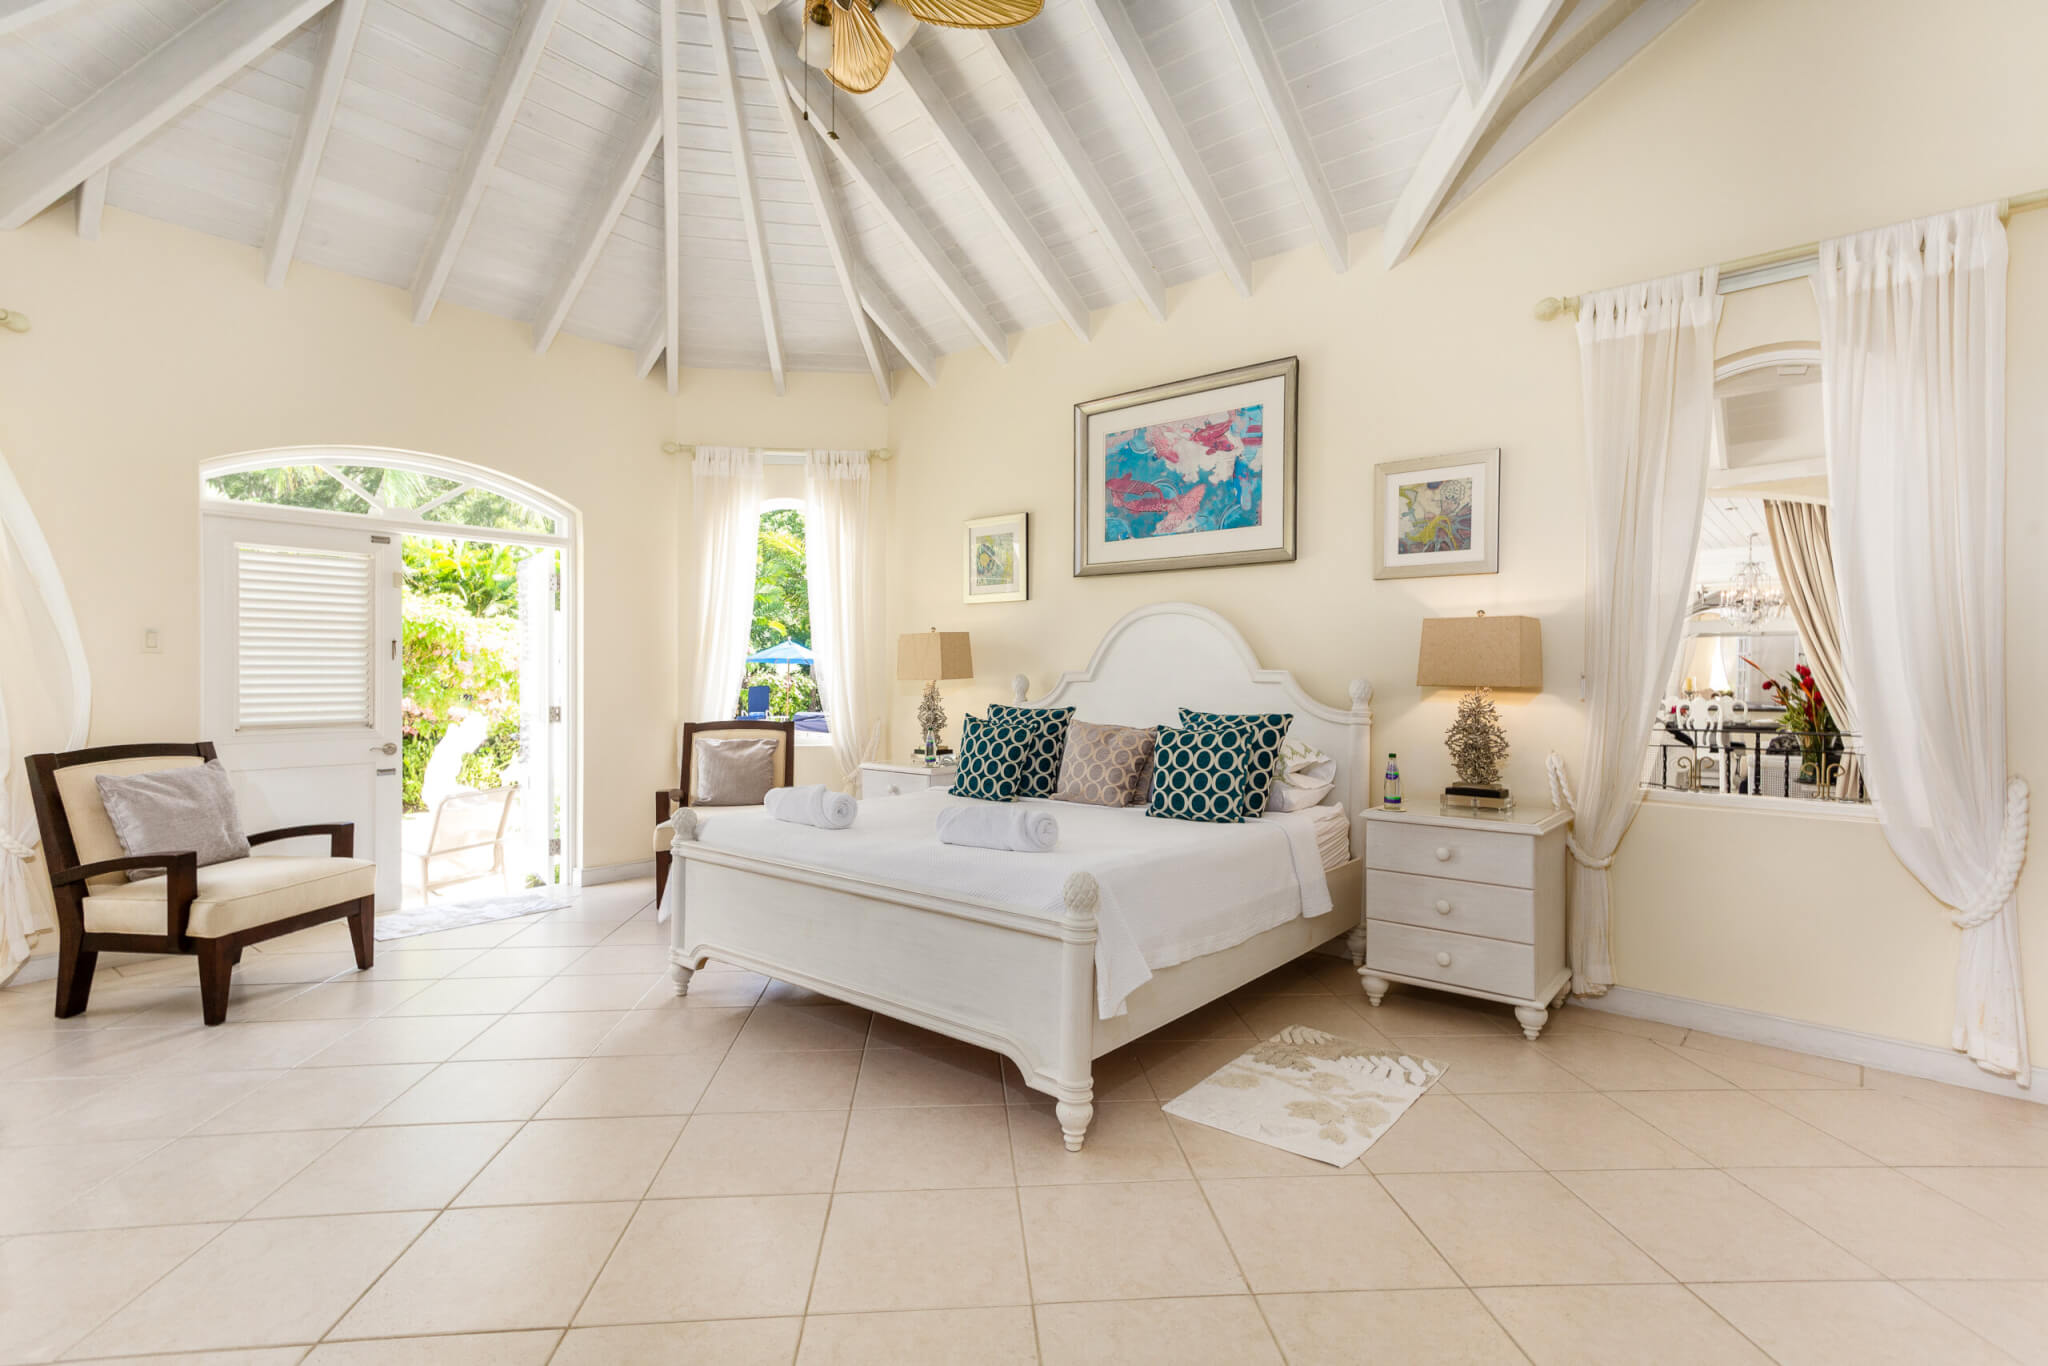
[{"x1": 201, "y1": 513, "x2": 403, "y2": 909}]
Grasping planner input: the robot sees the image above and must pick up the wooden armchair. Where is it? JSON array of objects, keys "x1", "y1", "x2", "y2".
[
  {"x1": 654, "y1": 719, "x2": 795, "y2": 902},
  {"x1": 26, "y1": 741, "x2": 377, "y2": 1025}
]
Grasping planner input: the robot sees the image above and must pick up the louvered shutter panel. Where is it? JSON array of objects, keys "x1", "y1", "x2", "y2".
[{"x1": 235, "y1": 543, "x2": 374, "y2": 729}]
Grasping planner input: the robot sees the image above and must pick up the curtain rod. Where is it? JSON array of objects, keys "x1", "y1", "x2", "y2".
[
  {"x1": 1532, "y1": 188, "x2": 2048, "y2": 321},
  {"x1": 658, "y1": 444, "x2": 892, "y2": 464}
]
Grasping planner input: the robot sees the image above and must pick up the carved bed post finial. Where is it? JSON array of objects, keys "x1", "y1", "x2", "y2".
[
  {"x1": 668, "y1": 809, "x2": 703, "y2": 995},
  {"x1": 1348, "y1": 677, "x2": 1374, "y2": 722},
  {"x1": 1011, "y1": 673, "x2": 1030, "y2": 705}
]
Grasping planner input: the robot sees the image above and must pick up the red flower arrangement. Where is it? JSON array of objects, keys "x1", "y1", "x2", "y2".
[{"x1": 1743, "y1": 658, "x2": 1837, "y2": 785}]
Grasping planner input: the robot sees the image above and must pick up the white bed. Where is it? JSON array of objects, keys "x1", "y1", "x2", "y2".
[{"x1": 666, "y1": 602, "x2": 1372, "y2": 1150}]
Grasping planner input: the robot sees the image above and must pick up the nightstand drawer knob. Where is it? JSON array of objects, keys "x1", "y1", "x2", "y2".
[
  {"x1": 1434, "y1": 846, "x2": 1452, "y2": 862},
  {"x1": 1434, "y1": 899, "x2": 1452, "y2": 915},
  {"x1": 1435, "y1": 951, "x2": 1453, "y2": 967}
]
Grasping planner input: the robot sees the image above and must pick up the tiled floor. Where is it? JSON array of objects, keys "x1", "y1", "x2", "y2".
[{"x1": 2, "y1": 878, "x2": 2045, "y2": 1365}]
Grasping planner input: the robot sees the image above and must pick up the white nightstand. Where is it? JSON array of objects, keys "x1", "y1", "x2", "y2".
[
  {"x1": 859, "y1": 761, "x2": 954, "y2": 798},
  {"x1": 1359, "y1": 805, "x2": 1573, "y2": 1039}
]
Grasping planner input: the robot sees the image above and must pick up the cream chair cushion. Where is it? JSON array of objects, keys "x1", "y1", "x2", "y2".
[
  {"x1": 653, "y1": 817, "x2": 674, "y2": 853},
  {"x1": 83, "y1": 855, "x2": 375, "y2": 938},
  {"x1": 53, "y1": 754, "x2": 205, "y2": 887}
]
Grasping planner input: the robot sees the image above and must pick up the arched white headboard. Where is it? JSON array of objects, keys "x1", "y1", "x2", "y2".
[{"x1": 1008, "y1": 603, "x2": 1374, "y2": 848}]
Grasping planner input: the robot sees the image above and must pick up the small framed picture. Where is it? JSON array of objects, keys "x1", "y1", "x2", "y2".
[
  {"x1": 964, "y1": 512, "x2": 1028, "y2": 603},
  {"x1": 1372, "y1": 449, "x2": 1501, "y2": 579}
]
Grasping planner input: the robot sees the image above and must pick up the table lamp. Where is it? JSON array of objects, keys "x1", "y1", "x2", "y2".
[
  {"x1": 1416, "y1": 611, "x2": 1543, "y2": 814},
  {"x1": 897, "y1": 629, "x2": 974, "y2": 764}
]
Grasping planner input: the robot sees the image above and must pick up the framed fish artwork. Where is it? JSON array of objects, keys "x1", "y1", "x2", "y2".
[
  {"x1": 1371, "y1": 449, "x2": 1501, "y2": 579},
  {"x1": 964, "y1": 511, "x2": 1028, "y2": 603},
  {"x1": 1073, "y1": 356, "x2": 1298, "y2": 576}
]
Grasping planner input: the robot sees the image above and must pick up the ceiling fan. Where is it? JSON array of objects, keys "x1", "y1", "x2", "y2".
[{"x1": 802, "y1": 0, "x2": 1044, "y2": 94}]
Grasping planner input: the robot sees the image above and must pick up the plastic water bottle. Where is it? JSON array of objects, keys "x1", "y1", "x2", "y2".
[{"x1": 1383, "y1": 753, "x2": 1403, "y2": 810}]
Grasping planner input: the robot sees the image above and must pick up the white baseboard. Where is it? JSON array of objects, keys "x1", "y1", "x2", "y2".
[
  {"x1": 574, "y1": 859, "x2": 655, "y2": 887},
  {"x1": 1581, "y1": 985, "x2": 2043, "y2": 1104}
]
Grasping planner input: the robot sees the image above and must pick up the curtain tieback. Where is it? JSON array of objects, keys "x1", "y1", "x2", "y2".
[
  {"x1": 0, "y1": 829, "x2": 34, "y2": 862},
  {"x1": 1951, "y1": 777, "x2": 2030, "y2": 931},
  {"x1": 1544, "y1": 753, "x2": 1611, "y2": 868}
]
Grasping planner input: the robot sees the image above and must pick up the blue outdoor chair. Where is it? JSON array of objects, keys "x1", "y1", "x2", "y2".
[{"x1": 741, "y1": 684, "x2": 771, "y2": 720}]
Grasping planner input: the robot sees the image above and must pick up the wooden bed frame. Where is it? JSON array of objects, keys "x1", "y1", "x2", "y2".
[{"x1": 666, "y1": 602, "x2": 1372, "y2": 1151}]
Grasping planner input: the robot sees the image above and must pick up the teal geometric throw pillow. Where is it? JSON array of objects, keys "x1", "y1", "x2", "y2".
[
  {"x1": 949, "y1": 715, "x2": 1033, "y2": 802},
  {"x1": 1179, "y1": 708, "x2": 1293, "y2": 818},
  {"x1": 1145, "y1": 724, "x2": 1254, "y2": 824},
  {"x1": 987, "y1": 703, "x2": 1074, "y2": 798}
]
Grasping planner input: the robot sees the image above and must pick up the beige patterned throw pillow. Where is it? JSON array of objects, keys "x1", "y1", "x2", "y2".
[{"x1": 1053, "y1": 721, "x2": 1157, "y2": 807}]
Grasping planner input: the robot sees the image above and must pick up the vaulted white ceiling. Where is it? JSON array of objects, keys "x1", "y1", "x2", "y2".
[{"x1": 0, "y1": 0, "x2": 1693, "y2": 395}]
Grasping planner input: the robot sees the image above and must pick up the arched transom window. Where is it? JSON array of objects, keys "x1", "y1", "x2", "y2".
[{"x1": 203, "y1": 451, "x2": 565, "y2": 541}]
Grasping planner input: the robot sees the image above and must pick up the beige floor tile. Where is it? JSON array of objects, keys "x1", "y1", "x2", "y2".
[
  {"x1": 563, "y1": 944, "x2": 671, "y2": 975},
  {"x1": 500, "y1": 919, "x2": 619, "y2": 949},
  {"x1": 67, "y1": 1349, "x2": 308, "y2": 1365},
  {"x1": 810, "y1": 1187, "x2": 1030, "y2": 1314},
  {"x1": 1696, "y1": 1281, "x2": 2015, "y2": 1366},
  {"x1": 1609, "y1": 1088, "x2": 1877, "y2": 1167},
  {"x1": 451, "y1": 1011, "x2": 627, "y2": 1062},
  {"x1": 650, "y1": 1109, "x2": 847, "y2": 1196},
  {"x1": 1532, "y1": 1030, "x2": 1735, "y2": 1090},
  {"x1": 1478, "y1": 1285, "x2": 1771, "y2": 1365},
  {"x1": 509, "y1": 974, "x2": 657, "y2": 1014},
  {"x1": 592, "y1": 1006, "x2": 747, "y2": 1055},
  {"x1": 1010, "y1": 1101, "x2": 1189, "y2": 1184},
  {"x1": 300, "y1": 1017, "x2": 492, "y2": 1068},
  {"x1": 575, "y1": 1195, "x2": 828, "y2": 1323},
  {"x1": 1899, "y1": 1166, "x2": 2048, "y2": 1241},
  {"x1": 800, "y1": 1308, "x2": 1036, "y2": 1365},
  {"x1": 1540, "y1": 1005, "x2": 1689, "y2": 1046},
  {"x1": 535, "y1": 1052, "x2": 721, "y2": 1118},
  {"x1": 1732, "y1": 1166, "x2": 2048, "y2": 1278},
  {"x1": 1019, "y1": 1181, "x2": 1245, "y2": 1302},
  {"x1": 1167, "y1": 1111, "x2": 1372, "y2": 1180},
  {"x1": 0, "y1": 1138, "x2": 163, "y2": 1235},
  {"x1": 355, "y1": 948, "x2": 486, "y2": 981},
  {"x1": 15, "y1": 1069, "x2": 280, "y2": 1144},
  {"x1": 332, "y1": 1202, "x2": 634, "y2": 1338},
  {"x1": 1355, "y1": 987, "x2": 1516, "y2": 1037},
  {"x1": 1379, "y1": 1172, "x2": 1668, "y2": 1286},
  {"x1": 300, "y1": 1329, "x2": 560, "y2": 1364},
  {"x1": 1357, "y1": 1093, "x2": 1536, "y2": 1174},
  {"x1": 382, "y1": 977, "x2": 540, "y2": 1016},
  {"x1": 1140, "y1": 999, "x2": 1258, "y2": 1041},
  {"x1": 0, "y1": 1223, "x2": 219, "y2": 1363},
  {"x1": 1900, "y1": 1281, "x2": 2048, "y2": 1366},
  {"x1": 554, "y1": 1319, "x2": 801, "y2": 1366},
  {"x1": 731, "y1": 1004, "x2": 874, "y2": 1052},
  {"x1": 1558, "y1": 1169, "x2": 1877, "y2": 1281},
  {"x1": 252, "y1": 1123, "x2": 519, "y2": 1216},
  {"x1": 1003, "y1": 1047, "x2": 1152, "y2": 1105},
  {"x1": 156, "y1": 1021, "x2": 368, "y2": 1075},
  {"x1": 450, "y1": 947, "x2": 591, "y2": 978},
  {"x1": 77, "y1": 1212, "x2": 429, "y2": 1355},
  {"x1": 1412, "y1": 1037, "x2": 1592, "y2": 1094},
  {"x1": 1135, "y1": 1036, "x2": 1269, "y2": 1099},
  {"x1": 455, "y1": 1114, "x2": 683, "y2": 1205},
  {"x1": 1259, "y1": 1289, "x2": 1525, "y2": 1366},
  {"x1": 1204, "y1": 1177, "x2": 1458, "y2": 1292},
  {"x1": 366, "y1": 1059, "x2": 579, "y2": 1126},
  {"x1": 193, "y1": 1064, "x2": 434, "y2": 1134},
  {"x1": 696, "y1": 1048, "x2": 863, "y2": 1112},
  {"x1": 242, "y1": 978, "x2": 430, "y2": 1021},
  {"x1": 663, "y1": 969, "x2": 768, "y2": 1009},
  {"x1": 1231, "y1": 994, "x2": 1394, "y2": 1046},
  {"x1": 0, "y1": 1076, "x2": 108, "y2": 1144},
  {"x1": 1679, "y1": 1030, "x2": 1862, "y2": 1083},
  {"x1": 1244, "y1": 956, "x2": 1344, "y2": 996},
  {"x1": 1667, "y1": 1046, "x2": 1857, "y2": 1090},
  {"x1": 4, "y1": 1024, "x2": 198, "y2": 1079},
  {"x1": 35, "y1": 1129, "x2": 342, "y2": 1231},
  {"x1": 1461, "y1": 1092, "x2": 1709, "y2": 1170},
  {"x1": 376, "y1": 918, "x2": 542, "y2": 950},
  {"x1": 1761, "y1": 1086, "x2": 2048, "y2": 1165},
  {"x1": 854, "y1": 1043, "x2": 1006, "y2": 1108},
  {"x1": 228, "y1": 953, "x2": 363, "y2": 987},
  {"x1": 598, "y1": 920, "x2": 668, "y2": 946},
  {"x1": 1035, "y1": 1297, "x2": 1281, "y2": 1365},
  {"x1": 835, "y1": 1106, "x2": 1011, "y2": 1191},
  {"x1": 760, "y1": 978, "x2": 842, "y2": 1006}
]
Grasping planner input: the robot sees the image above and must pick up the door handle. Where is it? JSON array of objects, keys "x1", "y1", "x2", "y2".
[{"x1": 374, "y1": 742, "x2": 398, "y2": 755}]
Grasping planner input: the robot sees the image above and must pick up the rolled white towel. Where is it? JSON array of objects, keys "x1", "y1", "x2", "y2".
[
  {"x1": 936, "y1": 801, "x2": 1059, "y2": 853},
  {"x1": 764, "y1": 784, "x2": 857, "y2": 830}
]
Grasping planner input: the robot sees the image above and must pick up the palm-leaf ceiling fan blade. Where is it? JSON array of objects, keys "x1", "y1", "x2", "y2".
[
  {"x1": 828, "y1": 1, "x2": 895, "y2": 93},
  {"x1": 896, "y1": 0, "x2": 1043, "y2": 29}
]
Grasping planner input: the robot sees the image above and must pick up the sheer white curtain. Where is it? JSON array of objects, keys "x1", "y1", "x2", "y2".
[
  {"x1": 1555, "y1": 269, "x2": 1721, "y2": 995},
  {"x1": 1818, "y1": 204, "x2": 2029, "y2": 1083},
  {"x1": 805, "y1": 450, "x2": 882, "y2": 787},
  {"x1": 686, "y1": 447, "x2": 762, "y2": 743}
]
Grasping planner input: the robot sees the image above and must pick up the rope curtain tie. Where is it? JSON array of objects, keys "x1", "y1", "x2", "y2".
[
  {"x1": 0, "y1": 830, "x2": 34, "y2": 862},
  {"x1": 1544, "y1": 752, "x2": 1613, "y2": 869},
  {"x1": 1950, "y1": 777, "x2": 2030, "y2": 931}
]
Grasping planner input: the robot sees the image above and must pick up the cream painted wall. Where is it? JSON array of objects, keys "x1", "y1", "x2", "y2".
[{"x1": 883, "y1": 0, "x2": 2048, "y2": 1064}]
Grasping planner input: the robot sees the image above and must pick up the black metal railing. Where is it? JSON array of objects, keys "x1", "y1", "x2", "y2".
[{"x1": 1643, "y1": 719, "x2": 1868, "y2": 802}]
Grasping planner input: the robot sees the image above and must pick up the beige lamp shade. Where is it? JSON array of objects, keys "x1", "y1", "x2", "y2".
[
  {"x1": 1416, "y1": 613, "x2": 1543, "y2": 689},
  {"x1": 898, "y1": 630, "x2": 974, "y2": 682}
]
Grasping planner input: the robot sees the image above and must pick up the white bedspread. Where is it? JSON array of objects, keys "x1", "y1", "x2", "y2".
[{"x1": 675, "y1": 790, "x2": 1333, "y2": 1019}]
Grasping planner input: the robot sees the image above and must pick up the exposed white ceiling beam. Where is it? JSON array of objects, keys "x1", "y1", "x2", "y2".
[
  {"x1": 410, "y1": 0, "x2": 567, "y2": 325},
  {"x1": 0, "y1": 0, "x2": 81, "y2": 38},
  {"x1": 741, "y1": 5, "x2": 890, "y2": 402},
  {"x1": 1380, "y1": 0, "x2": 1570, "y2": 268},
  {"x1": 1074, "y1": 0, "x2": 1251, "y2": 297},
  {"x1": 701, "y1": 0, "x2": 785, "y2": 394},
  {"x1": 635, "y1": 323, "x2": 664, "y2": 379},
  {"x1": 263, "y1": 0, "x2": 363, "y2": 288},
  {"x1": 889, "y1": 44, "x2": 1090, "y2": 343},
  {"x1": 0, "y1": 0, "x2": 330, "y2": 231},
  {"x1": 1444, "y1": 0, "x2": 1698, "y2": 217},
  {"x1": 983, "y1": 30, "x2": 1163, "y2": 322},
  {"x1": 1212, "y1": 0, "x2": 1348, "y2": 273},
  {"x1": 761, "y1": 31, "x2": 1006, "y2": 366},
  {"x1": 73, "y1": 168, "x2": 104, "y2": 239},
  {"x1": 1440, "y1": 0, "x2": 1488, "y2": 100},
  {"x1": 861, "y1": 288, "x2": 936, "y2": 389},
  {"x1": 532, "y1": 97, "x2": 659, "y2": 353},
  {"x1": 656, "y1": 0, "x2": 680, "y2": 393}
]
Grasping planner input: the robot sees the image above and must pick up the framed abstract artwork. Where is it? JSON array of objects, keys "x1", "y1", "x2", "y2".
[
  {"x1": 1371, "y1": 449, "x2": 1501, "y2": 579},
  {"x1": 1073, "y1": 356, "x2": 1297, "y2": 576},
  {"x1": 964, "y1": 512, "x2": 1028, "y2": 603}
]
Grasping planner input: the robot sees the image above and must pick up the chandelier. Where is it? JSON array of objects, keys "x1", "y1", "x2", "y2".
[{"x1": 1717, "y1": 533, "x2": 1785, "y2": 627}]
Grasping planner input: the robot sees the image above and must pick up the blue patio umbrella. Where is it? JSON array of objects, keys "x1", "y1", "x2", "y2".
[{"x1": 747, "y1": 639, "x2": 815, "y2": 666}]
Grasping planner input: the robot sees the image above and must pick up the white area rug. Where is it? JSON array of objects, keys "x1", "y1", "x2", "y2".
[
  {"x1": 374, "y1": 890, "x2": 570, "y2": 941},
  {"x1": 1161, "y1": 1026, "x2": 1446, "y2": 1167}
]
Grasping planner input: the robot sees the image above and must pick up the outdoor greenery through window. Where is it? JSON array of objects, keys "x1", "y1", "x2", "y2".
[
  {"x1": 205, "y1": 459, "x2": 558, "y2": 535},
  {"x1": 738, "y1": 508, "x2": 823, "y2": 726},
  {"x1": 401, "y1": 539, "x2": 539, "y2": 812}
]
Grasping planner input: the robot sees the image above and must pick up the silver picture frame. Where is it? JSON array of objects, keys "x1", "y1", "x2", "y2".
[
  {"x1": 1371, "y1": 448, "x2": 1502, "y2": 580},
  {"x1": 1073, "y1": 356, "x2": 1298, "y2": 577}
]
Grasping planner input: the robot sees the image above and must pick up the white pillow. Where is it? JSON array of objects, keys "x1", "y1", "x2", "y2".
[{"x1": 1266, "y1": 738, "x2": 1337, "y2": 812}]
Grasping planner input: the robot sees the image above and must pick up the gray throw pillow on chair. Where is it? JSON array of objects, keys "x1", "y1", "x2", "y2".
[
  {"x1": 94, "y1": 760, "x2": 252, "y2": 880},
  {"x1": 692, "y1": 736, "x2": 780, "y2": 806}
]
